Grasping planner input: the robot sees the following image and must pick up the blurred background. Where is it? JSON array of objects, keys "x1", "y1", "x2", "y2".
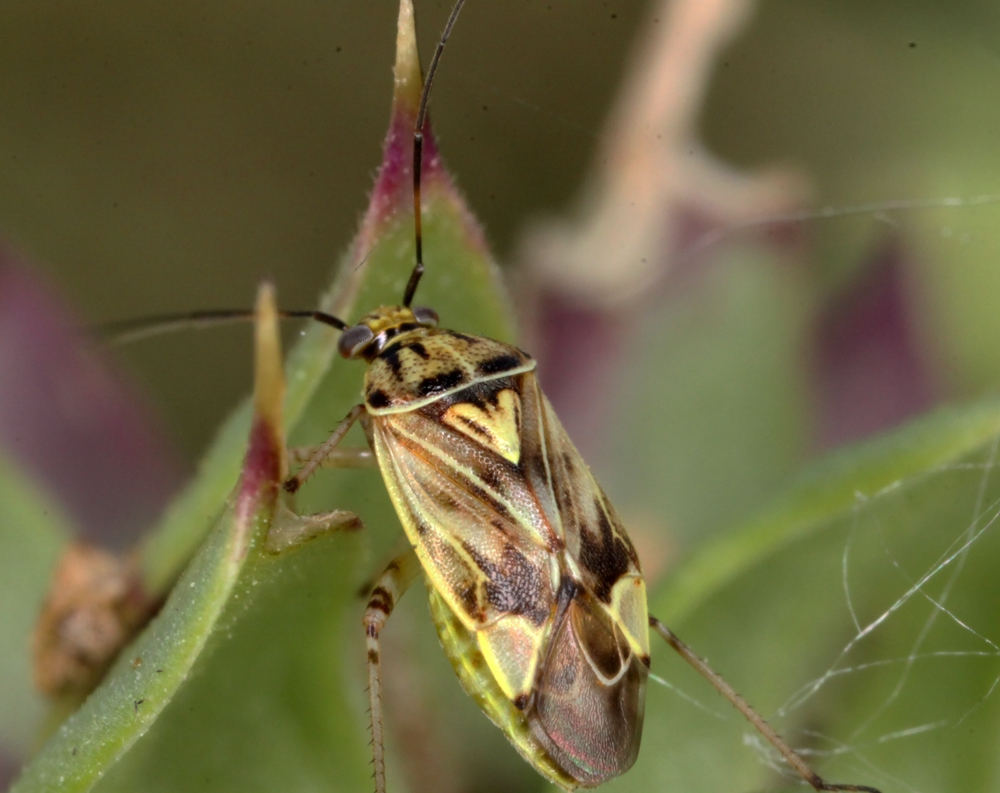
[
  {"x1": 4, "y1": 1, "x2": 1000, "y2": 790},
  {"x1": 0, "y1": 0, "x2": 648, "y2": 462}
]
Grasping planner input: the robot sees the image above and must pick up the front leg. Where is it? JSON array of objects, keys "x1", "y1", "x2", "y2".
[
  {"x1": 363, "y1": 550, "x2": 421, "y2": 793},
  {"x1": 287, "y1": 445, "x2": 375, "y2": 470},
  {"x1": 284, "y1": 403, "x2": 367, "y2": 494},
  {"x1": 263, "y1": 503, "x2": 363, "y2": 554},
  {"x1": 272, "y1": 406, "x2": 375, "y2": 552}
]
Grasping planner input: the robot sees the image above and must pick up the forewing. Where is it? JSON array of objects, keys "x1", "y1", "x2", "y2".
[
  {"x1": 371, "y1": 382, "x2": 559, "y2": 700},
  {"x1": 372, "y1": 369, "x2": 649, "y2": 714},
  {"x1": 519, "y1": 375, "x2": 650, "y2": 660}
]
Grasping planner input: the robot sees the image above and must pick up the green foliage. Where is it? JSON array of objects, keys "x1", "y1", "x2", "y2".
[{"x1": 0, "y1": 453, "x2": 71, "y2": 761}]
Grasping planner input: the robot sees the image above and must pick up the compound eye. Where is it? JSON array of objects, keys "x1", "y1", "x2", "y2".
[
  {"x1": 337, "y1": 324, "x2": 375, "y2": 358},
  {"x1": 413, "y1": 306, "x2": 439, "y2": 326}
]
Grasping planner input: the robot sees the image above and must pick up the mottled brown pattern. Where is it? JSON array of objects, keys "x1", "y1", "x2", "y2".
[
  {"x1": 464, "y1": 541, "x2": 550, "y2": 627},
  {"x1": 521, "y1": 375, "x2": 644, "y2": 604}
]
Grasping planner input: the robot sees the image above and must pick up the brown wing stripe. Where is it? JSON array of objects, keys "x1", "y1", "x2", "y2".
[{"x1": 461, "y1": 541, "x2": 550, "y2": 626}]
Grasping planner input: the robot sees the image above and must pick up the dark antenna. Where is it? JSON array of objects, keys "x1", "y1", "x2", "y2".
[
  {"x1": 102, "y1": 308, "x2": 348, "y2": 345},
  {"x1": 104, "y1": 1, "x2": 469, "y2": 344},
  {"x1": 402, "y1": 0, "x2": 467, "y2": 308}
]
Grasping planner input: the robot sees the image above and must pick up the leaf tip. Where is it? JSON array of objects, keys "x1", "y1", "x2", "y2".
[
  {"x1": 241, "y1": 282, "x2": 287, "y2": 511},
  {"x1": 252, "y1": 281, "x2": 285, "y2": 450},
  {"x1": 393, "y1": 0, "x2": 422, "y2": 116},
  {"x1": 362, "y1": 0, "x2": 437, "y2": 240}
]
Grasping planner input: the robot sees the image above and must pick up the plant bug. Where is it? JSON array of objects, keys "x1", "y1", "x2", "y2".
[
  {"x1": 101, "y1": 2, "x2": 884, "y2": 791},
  {"x1": 281, "y1": 4, "x2": 883, "y2": 791}
]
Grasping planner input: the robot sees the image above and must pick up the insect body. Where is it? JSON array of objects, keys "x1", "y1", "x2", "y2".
[{"x1": 309, "y1": 305, "x2": 650, "y2": 788}]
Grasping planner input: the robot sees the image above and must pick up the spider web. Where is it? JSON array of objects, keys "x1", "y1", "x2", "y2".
[
  {"x1": 647, "y1": 429, "x2": 1000, "y2": 792},
  {"x1": 782, "y1": 444, "x2": 1000, "y2": 791}
]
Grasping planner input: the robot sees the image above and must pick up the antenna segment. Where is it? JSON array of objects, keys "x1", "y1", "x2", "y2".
[{"x1": 402, "y1": 0, "x2": 467, "y2": 308}]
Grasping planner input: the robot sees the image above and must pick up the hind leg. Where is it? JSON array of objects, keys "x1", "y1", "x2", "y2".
[
  {"x1": 363, "y1": 550, "x2": 421, "y2": 793},
  {"x1": 649, "y1": 616, "x2": 881, "y2": 793}
]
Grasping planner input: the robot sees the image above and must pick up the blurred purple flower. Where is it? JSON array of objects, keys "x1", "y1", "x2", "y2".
[
  {"x1": 0, "y1": 246, "x2": 187, "y2": 547},
  {"x1": 813, "y1": 243, "x2": 937, "y2": 448}
]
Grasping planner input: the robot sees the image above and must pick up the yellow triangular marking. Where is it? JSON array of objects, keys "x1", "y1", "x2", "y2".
[{"x1": 442, "y1": 388, "x2": 521, "y2": 464}]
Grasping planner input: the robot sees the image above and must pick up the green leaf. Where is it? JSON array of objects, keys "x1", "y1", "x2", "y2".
[
  {"x1": 608, "y1": 400, "x2": 1000, "y2": 793},
  {"x1": 0, "y1": 452, "x2": 72, "y2": 759},
  {"x1": 11, "y1": 285, "x2": 290, "y2": 792}
]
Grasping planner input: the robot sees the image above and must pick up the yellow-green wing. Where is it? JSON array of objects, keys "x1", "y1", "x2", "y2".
[{"x1": 370, "y1": 373, "x2": 559, "y2": 701}]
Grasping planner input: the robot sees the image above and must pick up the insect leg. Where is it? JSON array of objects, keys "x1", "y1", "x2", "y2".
[
  {"x1": 263, "y1": 503, "x2": 363, "y2": 554},
  {"x1": 284, "y1": 403, "x2": 367, "y2": 493},
  {"x1": 649, "y1": 616, "x2": 882, "y2": 793},
  {"x1": 287, "y1": 445, "x2": 375, "y2": 470},
  {"x1": 363, "y1": 549, "x2": 422, "y2": 793}
]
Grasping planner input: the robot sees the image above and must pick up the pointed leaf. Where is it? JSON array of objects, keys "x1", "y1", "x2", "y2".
[
  {"x1": 0, "y1": 453, "x2": 72, "y2": 760},
  {"x1": 11, "y1": 285, "x2": 288, "y2": 793}
]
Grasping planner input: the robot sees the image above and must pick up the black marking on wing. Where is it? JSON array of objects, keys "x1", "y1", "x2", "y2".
[
  {"x1": 458, "y1": 582, "x2": 480, "y2": 618},
  {"x1": 579, "y1": 496, "x2": 636, "y2": 603},
  {"x1": 463, "y1": 542, "x2": 550, "y2": 626},
  {"x1": 477, "y1": 464, "x2": 506, "y2": 494},
  {"x1": 436, "y1": 537, "x2": 486, "y2": 621}
]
